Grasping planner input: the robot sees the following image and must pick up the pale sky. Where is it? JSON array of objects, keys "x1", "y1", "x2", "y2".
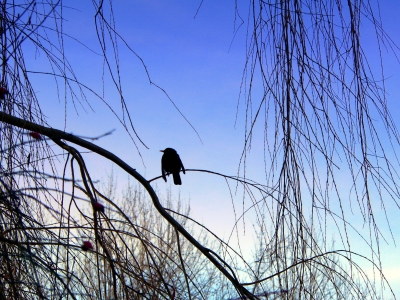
[{"x1": 23, "y1": 1, "x2": 400, "y2": 298}]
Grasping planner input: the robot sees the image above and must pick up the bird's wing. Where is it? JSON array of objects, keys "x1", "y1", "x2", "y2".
[{"x1": 161, "y1": 163, "x2": 167, "y2": 182}]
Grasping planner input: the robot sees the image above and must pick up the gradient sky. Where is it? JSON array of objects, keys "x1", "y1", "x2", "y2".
[{"x1": 23, "y1": 1, "x2": 400, "y2": 297}]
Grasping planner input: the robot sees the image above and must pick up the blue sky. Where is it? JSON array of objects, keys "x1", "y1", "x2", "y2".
[{"x1": 23, "y1": 0, "x2": 400, "y2": 297}]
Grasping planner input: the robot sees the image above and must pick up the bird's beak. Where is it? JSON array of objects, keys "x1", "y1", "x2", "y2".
[{"x1": 160, "y1": 150, "x2": 164, "y2": 152}]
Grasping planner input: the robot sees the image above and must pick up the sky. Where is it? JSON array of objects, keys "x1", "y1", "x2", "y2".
[{"x1": 22, "y1": 0, "x2": 400, "y2": 298}]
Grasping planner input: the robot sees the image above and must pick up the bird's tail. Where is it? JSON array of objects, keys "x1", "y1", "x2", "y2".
[{"x1": 173, "y1": 173, "x2": 182, "y2": 185}]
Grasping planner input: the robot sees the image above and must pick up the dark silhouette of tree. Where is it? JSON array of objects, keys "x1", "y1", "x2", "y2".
[
  {"x1": 0, "y1": 1, "x2": 398, "y2": 299},
  {"x1": 231, "y1": 1, "x2": 399, "y2": 298}
]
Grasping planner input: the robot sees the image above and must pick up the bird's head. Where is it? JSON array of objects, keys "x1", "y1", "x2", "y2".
[{"x1": 160, "y1": 148, "x2": 177, "y2": 154}]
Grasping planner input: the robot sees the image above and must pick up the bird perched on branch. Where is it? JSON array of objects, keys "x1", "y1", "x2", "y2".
[{"x1": 161, "y1": 148, "x2": 185, "y2": 185}]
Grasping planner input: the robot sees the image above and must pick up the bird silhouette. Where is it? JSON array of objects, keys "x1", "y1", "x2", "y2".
[{"x1": 161, "y1": 148, "x2": 185, "y2": 185}]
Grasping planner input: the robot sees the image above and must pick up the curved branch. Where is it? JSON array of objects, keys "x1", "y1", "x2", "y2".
[{"x1": 0, "y1": 111, "x2": 257, "y2": 299}]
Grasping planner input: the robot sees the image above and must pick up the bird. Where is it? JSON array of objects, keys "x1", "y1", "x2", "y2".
[{"x1": 161, "y1": 148, "x2": 185, "y2": 185}]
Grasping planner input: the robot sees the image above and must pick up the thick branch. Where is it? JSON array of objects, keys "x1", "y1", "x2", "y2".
[{"x1": 0, "y1": 111, "x2": 257, "y2": 299}]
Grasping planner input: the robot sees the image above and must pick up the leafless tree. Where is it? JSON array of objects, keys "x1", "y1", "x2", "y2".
[
  {"x1": 0, "y1": 1, "x2": 398, "y2": 299},
  {"x1": 232, "y1": 0, "x2": 399, "y2": 298}
]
